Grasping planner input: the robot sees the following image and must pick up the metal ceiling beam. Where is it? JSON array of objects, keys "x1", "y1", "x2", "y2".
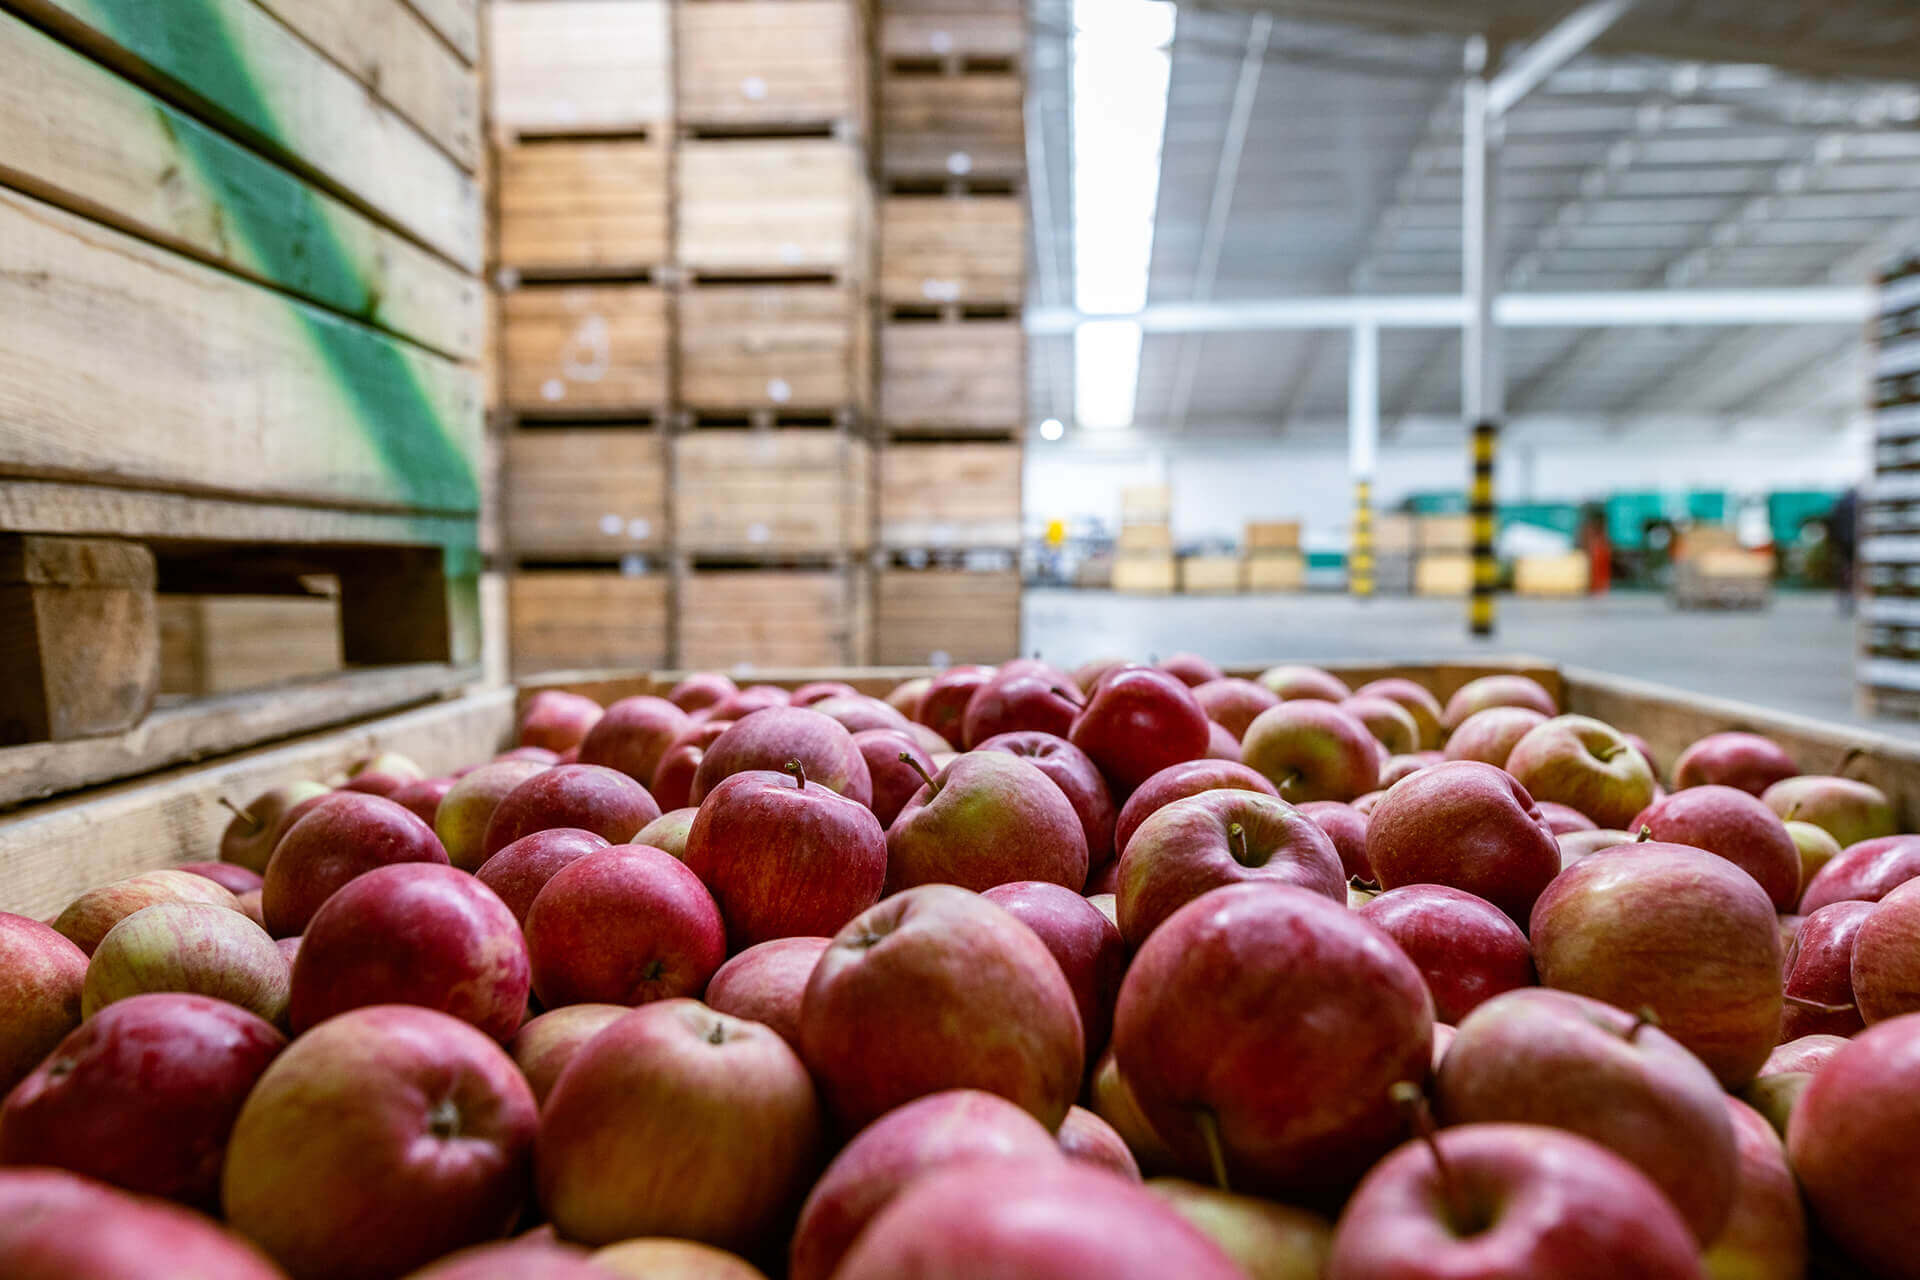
[{"x1": 1487, "y1": 0, "x2": 1637, "y2": 118}]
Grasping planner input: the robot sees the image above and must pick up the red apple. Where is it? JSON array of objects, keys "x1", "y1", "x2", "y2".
[
  {"x1": 1780, "y1": 899, "x2": 1872, "y2": 1038},
  {"x1": 1531, "y1": 841, "x2": 1783, "y2": 1088},
  {"x1": 787, "y1": 1088, "x2": 1061, "y2": 1280},
  {"x1": 1761, "y1": 774, "x2": 1897, "y2": 849},
  {"x1": 1357, "y1": 885, "x2": 1534, "y2": 1024},
  {"x1": 1850, "y1": 876, "x2": 1920, "y2": 1025},
  {"x1": 436, "y1": 759, "x2": 551, "y2": 871},
  {"x1": 650, "y1": 721, "x2": 733, "y2": 812},
  {"x1": 536, "y1": 1000, "x2": 822, "y2": 1251},
  {"x1": 983, "y1": 881, "x2": 1128, "y2": 1060},
  {"x1": 915, "y1": 665, "x2": 997, "y2": 747},
  {"x1": 475, "y1": 827, "x2": 611, "y2": 927},
  {"x1": 0, "y1": 1168, "x2": 283, "y2": 1278},
  {"x1": 906, "y1": 721, "x2": 951, "y2": 755},
  {"x1": 1058, "y1": 1104, "x2": 1140, "y2": 1179},
  {"x1": 1365, "y1": 761, "x2": 1561, "y2": 924},
  {"x1": 1295, "y1": 800, "x2": 1372, "y2": 883},
  {"x1": 1255, "y1": 664, "x2": 1351, "y2": 702},
  {"x1": 1205, "y1": 721, "x2": 1243, "y2": 760},
  {"x1": 411, "y1": 1238, "x2": 603, "y2": 1279},
  {"x1": 509, "y1": 1003, "x2": 627, "y2": 1106},
  {"x1": 689, "y1": 707, "x2": 872, "y2": 808},
  {"x1": 1506, "y1": 715, "x2": 1657, "y2": 830},
  {"x1": 481, "y1": 764, "x2": 661, "y2": 860},
  {"x1": 1341, "y1": 694, "x2": 1421, "y2": 756},
  {"x1": 1116, "y1": 791, "x2": 1345, "y2": 945},
  {"x1": 261, "y1": 792, "x2": 448, "y2": 938},
  {"x1": 83, "y1": 901, "x2": 289, "y2": 1025},
  {"x1": 852, "y1": 728, "x2": 934, "y2": 827},
  {"x1": 709, "y1": 685, "x2": 789, "y2": 721},
  {"x1": 1085, "y1": 860, "x2": 1119, "y2": 895},
  {"x1": 1072, "y1": 656, "x2": 1129, "y2": 693},
  {"x1": 975, "y1": 731, "x2": 1117, "y2": 872},
  {"x1": 886, "y1": 675, "x2": 932, "y2": 719},
  {"x1": 1328, "y1": 1123, "x2": 1702, "y2": 1279},
  {"x1": 1440, "y1": 673, "x2": 1558, "y2": 731},
  {"x1": 1241, "y1": 700, "x2": 1381, "y2": 804},
  {"x1": 1192, "y1": 678, "x2": 1280, "y2": 739},
  {"x1": 1379, "y1": 751, "x2": 1443, "y2": 788},
  {"x1": 1353, "y1": 789, "x2": 1387, "y2": 816},
  {"x1": 790, "y1": 680, "x2": 859, "y2": 706},
  {"x1": 1703, "y1": 1097, "x2": 1807, "y2": 1280},
  {"x1": 1, "y1": 993, "x2": 283, "y2": 1206},
  {"x1": 810, "y1": 694, "x2": 912, "y2": 738},
  {"x1": 1435, "y1": 988, "x2": 1736, "y2": 1244},
  {"x1": 1113, "y1": 882, "x2": 1432, "y2": 1194},
  {"x1": 634, "y1": 807, "x2": 697, "y2": 860},
  {"x1": 686, "y1": 765, "x2": 886, "y2": 949},
  {"x1": 960, "y1": 670, "x2": 1079, "y2": 748},
  {"x1": 1799, "y1": 833, "x2": 1920, "y2": 913},
  {"x1": 1157, "y1": 652, "x2": 1223, "y2": 687},
  {"x1": 1787, "y1": 820, "x2": 1844, "y2": 896},
  {"x1": 833, "y1": 1160, "x2": 1245, "y2": 1280},
  {"x1": 1631, "y1": 785, "x2": 1801, "y2": 911},
  {"x1": 342, "y1": 752, "x2": 426, "y2": 797},
  {"x1": 288, "y1": 863, "x2": 530, "y2": 1042},
  {"x1": 1352, "y1": 678, "x2": 1445, "y2": 749},
  {"x1": 1147, "y1": 1179, "x2": 1333, "y2": 1280},
  {"x1": 1787, "y1": 1013, "x2": 1920, "y2": 1278},
  {"x1": 54, "y1": 869, "x2": 242, "y2": 955},
  {"x1": 799, "y1": 885, "x2": 1084, "y2": 1130},
  {"x1": 519, "y1": 690, "x2": 605, "y2": 752},
  {"x1": 667, "y1": 672, "x2": 737, "y2": 714},
  {"x1": 1673, "y1": 732, "x2": 1797, "y2": 796},
  {"x1": 1558, "y1": 827, "x2": 1634, "y2": 866},
  {"x1": 1090, "y1": 1049, "x2": 1179, "y2": 1175},
  {"x1": 589, "y1": 1239, "x2": 763, "y2": 1279},
  {"x1": 703, "y1": 936, "x2": 830, "y2": 1049},
  {"x1": 524, "y1": 845, "x2": 725, "y2": 1008},
  {"x1": 1534, "y1": 800, "x2": 1596, "y2": 834},
  {"x1": 0, "y1": 914, "x2": 86, "y2": 1094},
  {"x1": 384, "y1": 776, "x2": 454, "y2": 828},
  {"x1": 1761, "y1": 1033, "x2": 1849, "y2": 1077},
  {"x1": 1069, "y1": 666, "x2": 1212, "y2": 793},
  {"x1": 1442, "y1": 705, "x2": 1548, "y2": 768},
  {"x1": 498, "y1": 746, "x2": 562, "y2": 766},
  {"x1": 885, "y1": 751, "x2": 1089, "y2": 894},
  {"x1": 1113, "y1": 760, "x2": 1279, "y2": 857},
  {"x1": 177, "y1": 861, "x2": 264, "y2": 895},
  {"x1": 578, "y1": 695, "x2": 692, "y2": 789},
  {"x1": 217, "y1": 781, "x2": 332, "y2": 874}
]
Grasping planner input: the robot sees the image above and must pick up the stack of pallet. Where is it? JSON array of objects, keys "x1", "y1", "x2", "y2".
[
  {"x1": 1671, "y1": 526, "x2": 1773, "y2": 611},
  {"x1": 490, "y1": 0, "x2": 875, "y2": 671},
  {"x1": 1373, "y1": 514, "x2": 1417, "y2": 594},
  {"x1": 1415, "y1": 515, "x2": 1475, "y2": 597},
  {"x1": 1244, "y1": 522, "x2": 1305, "y2": 593},
  {"x1": 1113, "y1": 487, "x2": 1177, "y2": 594},
  {"x1": 1866, "y1": 251, "x2": 1920, "y2": 714},
  {"x1": 873, "y1": 0, "x2": 1027, "y2": 663}
]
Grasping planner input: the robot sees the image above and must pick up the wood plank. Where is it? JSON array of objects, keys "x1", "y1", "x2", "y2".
[
  {"x1": 879, "y1": 320, "x2": 1024, "y2": 430},
  {"x1": 880, "y1": 73, "x2": 1023, "y2": 180},
  {"x1": 505, "y1": 429, "x2": 666, "y2": 559},
  {"x1": 497, "y1": 140, "x2": 668, "y2": 276},
  {"x1": 879, "y1": 194, "x2": 1025, "y2": 305},
  {"x1": 678, "y1": 570, "x2": 856, "y2": 669},
  {"x1": 0, "y1": 537, "x2": 158, "y2": 744},
  {"x1": 678, "y1": 285, "x2": 871, "y2": 412},
  {"x1": 402, "y1": 0, "x2": 478, "y2": 64},
  {"x1": 489, "y1": 0, "x2": 671, "y2": 136},
  {"x1": 159, "y1": 596, "x2": 343, "y2": 696},
  {"x1": 249, "y1": 0, "x2": 480, "y2": 171},
  {"x1": 675, "y1": 432, "x2": 871, "y2": 555},
  {"x1": 880, "y1": 10, "x2": 1025, "y2": 58},
  {"x1": 0, "y1": 11, "x2": 481, "y2": 360},
  {"x1": 0, "y1": 480, "x2": 476, "y2": 551},
  {"x1": 501, "y1": 284, "x2": 671, "y2": 414},
  {"x1": 0, "y1": 687, "x2": 513, "y2": 918},
  {"x1": 677, "y1": 0, "x2": 865, "y2": 130},
  {"x1": 677, "y1": 139, "x2": 869, "y2": 276},
  {"x1": 509, "y1": 571, "x2": 669, "y2": 675},
  {"x1": 875, "y1": 567, "x2": 1019, "y2": 665},
  {"x1": 878, "y1": 441, "x2": 1021, "y2": 547},
  {"x1": 11, "y1": 0, "x2": 482, "y2": 270},
  {"x1": 0, "y1": 185, "x2": 482, "y2": 515}
]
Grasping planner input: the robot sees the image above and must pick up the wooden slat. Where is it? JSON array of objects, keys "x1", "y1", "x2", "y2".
[
  {"x1": 0, "y1": 10, "x2": 481, "y2": 361},
  {"x1": 249, "y1": 0, "x2": 480, "y2": 171},
  {"x1": 678, "y1": 569, "x2": 858, "y2": 668},
  {"x1": 489, "y1": 0, "x2": 672, "y2": 136},
  {"x1": 880, "y1": 73, "x2": 1023, "y2": 180},
  {"x1": 504, "y1": 429, "x2": 666, "y2": 559},
  {"x1": 0, "y1": 185, "x2": 482, "y2": 515},
  {"x1": 678, "y1": 285, "x2": 871, "y2": 412},
  {"x1": 875, "y1": 568, "x2": 1020, "y2": 665},
  {"x1": 879, "y1": 194, "x2": 1025, "y2": 305},
  {"x1": 402, "y1": 0, "x2": 479, "y2": 64},
  {"x1": 12, "y1": 0, "x2": 482, "y2": 270},
  {"x1": 878, "y1": 442, "x2": 1021, "y2": 547},
  {"x1": 509, "y1": 571, "x2": 669, "y2": 675},
  {"x1": 158, "y1": 596, "x2": 343, "y2": 696},
  {"x1": 0, "y1": 480, "x2": 476, "y2": 551},
  {"x1": 0, "y1": 688, "x2": 514, "y2": 918},
  {"x1": 0, "y1": 536, "x2": 158, "y2": 744},
  {"x1": 677, "y1": 139, "x2": 869, "y2": 276},
  {"x1": 500, "y1": 284, "x2": 670, "y2": 414},
  {"x1": 880, "y1": 11, "x2": 1025, "y2": 59},
  {"x1": 879, "y1": 320, "x2": 1024, "y2": 430},
  {"x1": 677, "y1": 0, "x2": 865, "y2": 131},
  {"x1": 497, "y1": 140, "x2": 668, "y2": 276},
  {"x1": 675, "y1": 432, "x2": 871, "y2": 555}
]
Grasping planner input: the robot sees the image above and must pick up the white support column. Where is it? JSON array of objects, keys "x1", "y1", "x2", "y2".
[
  {"x1": 1463, "y1": 44, "x2": 1501, "y2": 637},
  {"x1": 1349, "y1": 321, "x2": 1380, "y2": 598}
]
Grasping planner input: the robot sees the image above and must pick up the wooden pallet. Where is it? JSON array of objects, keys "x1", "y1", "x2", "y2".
[
  {"x1": 677, "y1": 0, "x2": 868, "y2": 136},
  {"x1": 678, "y1": 283, "x2": 873, "y2": 415},
  {"x1": 874, "y1": 565, "x2": 1021, "y2": 665},
  {"x1": 879, "y1": 11, "x2": 1024, "y2": 181},
  {"x1": 496, "y1": 138, "x2": 670, "y2": 279},
  {"x1": 676, "y1": 138, "x2": 873, "y2": 280},
  {"x1": 488, "y1": 0, "x2": 672, "y2": 140},
  {"x1": 1181, "y1": 555, "x2": 1244, "y2": 595},
  {"x1": 673, "y1": 430, "x2": 873, "y2": 556},
  {"x1": 504, "y1": 427, "x2": 668, "y2": 561},
  {"x1": 677, "y1": 563, "x2": 871, "y2": 669},
  {"x1": 878, "y1": 440, "x2": 1022, "y2": 548},
  {"x1": 159, "y1": 595, "x2": 344, "y2": 697},
  {"x1": 879, "y1": 310, "x2": 1025, "y2": 435},
  {"x1": 879, "y1": 191, "x2": 1026, "y2": 307},
  {"x1": 499, "y1": 283, "x2": 672, "y2": 416},
  {"x1": 509, "y1": 568, "x2": 670, "y2": 676}
]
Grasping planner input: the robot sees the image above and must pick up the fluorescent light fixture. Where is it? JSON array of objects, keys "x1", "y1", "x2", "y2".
[
  {"x1": 1071, "y1": 0, "x2": 1173, "y2": 431},
  {"x1": 1039, "y1": 417, "x2": 1065, "y2": 441}
]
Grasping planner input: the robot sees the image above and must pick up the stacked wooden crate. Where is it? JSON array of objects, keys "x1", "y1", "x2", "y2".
[
  {"x1": 1113, "y1": 487, "x2": 1177, "y2": 594},
  {"x1": 873, "y1": 2, "x2": 1027, "y2": 662},
  {"x1": 1373, "y1": 514, "x2": 1417, "y2": 594},
  {"x1": 0, "y1": 0, "x2": 487, "y2": 808},
  {"x1": 1866, "y1": 252, "x2": 1920, "y2": 714},
  {"x1": 1244, "y1": 522, "x2": 1305, "y2": 593},
  {"x1": 1415, "y1": 515, "x2": 1475, "y2": 597}
]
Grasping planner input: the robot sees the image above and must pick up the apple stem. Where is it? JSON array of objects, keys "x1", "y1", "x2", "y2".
[
  {"x1": 1050, "y1": 685, "x2": 1086, "y2": 709},
  {"x1": 1635, "y1": 825, "x2": 1653, "y2": 843},
  {"x1": 1597, "y1": 743, "x2": 1628, "y2": 762},
  {"x1": 1194, "y1": 1108, "x2": 1231, "y2": 1192},
  {"x1": 1834, "y1": 747, "x2": 1868, "y2": 780},
  {"x1": 783, "y1": 759, "x2": 808, "y2": 790},
  {"x1": 1392, "y1": 1081, "x2": 1472, "y2": 1232},
  {"x1": 1349, "y1": 874, "x2": 1380, "y2": 892},
  {"x1": 1783, "y1": 994, "x2": 1857, "y2": 1015},
  {"x1": 217, "y1": 796, "x2": 260, "y2": 833},
  {"x1": 1227, "y1": 822, "x2": 1249, "y2": 864},
  {"x1": 1626, "y1": 1006, "x2": 1661, "y2": 1041},
  {"x1": 899, "y1": 752, "x2": 941, "y2": 795},
  {"x1": 1784, "y1": 802, "x2": 1801, "y2": 823}
]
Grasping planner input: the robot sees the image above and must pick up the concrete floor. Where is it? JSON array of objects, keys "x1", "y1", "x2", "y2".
[{"x1": 1023, "y1": 588, "x2": 1913, "y2": 738}]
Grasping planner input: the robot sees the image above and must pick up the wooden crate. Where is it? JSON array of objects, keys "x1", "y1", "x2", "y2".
[
  {"x1": 1245, "y1": 552, "x2": 1306, "y2": 592},
  {"x1": 880, "y1": 12, "x2": 1023, "y2": 180},
  {"x1": 1673, "y1": 551, "x2": 1774, "y2": 611},
  {"x1": 677, "y1": 0, "x2": 867, "y2": 133},
  {"x1": 1117, "y1": 524, "x2": 1173, "y2": 553},
  {"x1": 1375, "y1": 514, "x2": 1416, "y2": 555},
  {"x1": 1121, "y1": 486, "x2": 1173, "y2": 524},
  {"x1": 504, "y1": 429, "x2": 666, "y2": 560},
  {"x1": 1181, "y1": 555, "x2": 1243, "y2": 595},
  {"x1": 674, "y1": 431, "x2": 872, "y2": 554},
  {"x1": 1246, "y1": 521, "x2": 1302, "y2": 552},
  {"x1": 678, "y1": 567, "x2": 868, "y2": 668},
  {"x1": 875, "y1": 567, "x2": 1020, "y2": 665},
  {"x1": 497, "y1": 139, "x2": 669, "y2": 277},
  {"x1": 159, "y1": 597, "x2": 343, "y2": 696},
  {"x1": 879, "y1": 194, "x2": 1026, "y2": 306},
  {"x1": 879, "y1": 317, "x2": 1024, "y2": 433},
  {"x1": 1416, "y1": 554, "x2": 1475, "y2": 597},
  {"x1": 500, "y1": 284, "x2": 670, "y2": 414},
  {"x1": 1113, "y1": 554, "x2": 1176, "y2": 594},
  {"x1": 678, "y1": 285, "x2": 872, "y2": 414},
  {"x1": 1417, "y1": 514, "x2": 1474, "y2": 553},
  {"x1": 880, "y1": 11, "x2": 1026, "y2": 61},
  {"x1": 878, "y1": 442, "x2": 1022, "y2": 548},
  {"x1": 677, "y1": 139, "x2": 871, "y2": 278},
  {"x1": 1515, "y1": 553, "x2": 1590, "y2": 597},
  {"x1": 509, "y1": 569, "x2": 669, "y2": 675},
  {"x1": 489, "y1": 0, "x2": 671, "y2": 137}
]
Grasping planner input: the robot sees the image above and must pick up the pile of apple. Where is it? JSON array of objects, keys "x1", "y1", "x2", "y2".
[{"x1": 4, "y1": 654, "x2": 1920, "y2": 1279}]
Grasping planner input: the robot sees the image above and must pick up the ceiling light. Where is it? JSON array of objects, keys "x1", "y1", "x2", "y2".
[{"x1": 1039, "y1": 418, "x2": 1065, "y2": 441}]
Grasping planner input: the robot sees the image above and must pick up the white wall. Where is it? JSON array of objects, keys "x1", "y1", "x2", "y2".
[{"x1": 1025, "y1": 419, "x2": 1872, "y2": 549}]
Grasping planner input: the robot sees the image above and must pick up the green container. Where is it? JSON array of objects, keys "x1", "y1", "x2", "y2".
[
  {"x1": 1407, "y1": 491, "x2": 1469, "y2": 515},
  {"x1": 1499, "y1": 503, "x2": 1580, "y2": 540},
  {"x1": 1605, "y1": 493, "x2": 1670, "y2": 549},
  {"x1": 1769, "y1": 491, "x2": 1839, "y2": 547},
  {"x1": 1685, "y1": 491, "x2": 1728, "y2": 524}
]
